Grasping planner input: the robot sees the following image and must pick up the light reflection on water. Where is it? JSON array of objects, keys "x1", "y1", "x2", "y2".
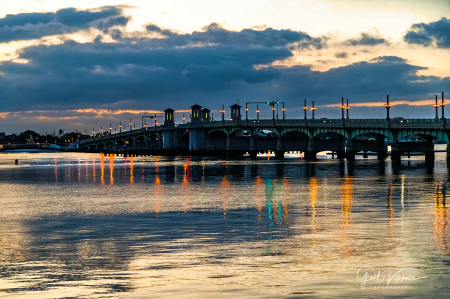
[{"x1": 0, "y1": 151, "x2": 450, "y2": 298}]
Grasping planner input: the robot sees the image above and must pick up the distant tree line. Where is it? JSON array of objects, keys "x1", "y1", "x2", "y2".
[{"x1": 0, "y1": 130, "x2": 91, "y2": 145}]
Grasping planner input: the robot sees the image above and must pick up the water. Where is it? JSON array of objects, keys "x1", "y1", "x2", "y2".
[{"x1": 0, "y1": 150, "x2": 449, "y2": 298}]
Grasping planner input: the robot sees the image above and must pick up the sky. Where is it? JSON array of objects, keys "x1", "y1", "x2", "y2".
[{"x1": 0, "y1": 0, "x2": 450, "y2": 134}]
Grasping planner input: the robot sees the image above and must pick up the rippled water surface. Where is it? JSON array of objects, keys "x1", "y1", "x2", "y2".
[{"x1": 1, "y1": 150, "x2": 450, "y2": 298}]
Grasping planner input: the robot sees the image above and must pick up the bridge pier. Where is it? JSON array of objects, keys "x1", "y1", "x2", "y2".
[
  {"x1": 275, "y1": 136, "x2": 284, "y2": 159},
  {"x1": 189, "y1": 128, "x2": 206, "y2": 155},
  {"x1": 306, "y1": 139, "x2": 316, "y2": 160},
  {"x1": 391, "y1": 141, "x2": 435, "y2": 161},
  {"x1": 249, "y1": 135, "x2": 257, "y2": 157},
  {"x1": 447, "y1": 144, "x2": 450, "y2": 162},
  {"x1": 390, "y1": 142, "x2": 402, "y2": 161}
]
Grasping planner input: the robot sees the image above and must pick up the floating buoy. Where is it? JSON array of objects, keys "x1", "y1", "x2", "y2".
[{"x1": 15, "y1": 159, "x2": 18, "y2": 165}]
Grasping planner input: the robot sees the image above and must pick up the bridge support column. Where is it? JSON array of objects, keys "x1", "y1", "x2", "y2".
[
  {"x1": 275, "y1": 136, "x2": 284, "y2": 159},
  {"x1": 163, "y1": 130, "x2": 180, "y2": 151},
  {"x1": 225, "y1": 134, "x2": 234, "y2": 155},
  {"x1": 306, "y1": 139, "x2": 317, "y2": 160},
  {"x1": 424, "y1": 140, "x2": 435, "y2": 162},
  {"x1": 390, "y1": 142, "x2": 401, "y2": 161},
  {"x1": 378, "y1": 150, "x2": 387, "y2": 160},
  {"x1": 345, "y1": 140, "x2": 356, "y2": 161},
  {"x1": 446, "y1": 144, "x2": 450, "y2": 162},
  {"x1": 249, "y1": 135, "x2": 257, "y2": 158},
  {"x1": 189, "y1": 128, "x2": 206, "y2": 155}
]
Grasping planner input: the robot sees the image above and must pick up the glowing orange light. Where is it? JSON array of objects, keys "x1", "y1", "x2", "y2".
[
  {"x1": 441, "y1": 102, "x2": 446, "y2": 107},
  {"x1": 303, "y1": 106, "x2": 307, "y2": 110},
  {"x1": 311, "y1": 107, "x2": 316, "y2": 111},
  {"x1": 282, "y1": 108, "x2": 285, "y2": 111},
  {"x1": 434, "y1": 104, "x2": 440, "y2": 108},
  {"x1": 346, "y1": 106, "x2": 349, "y2": 110}
]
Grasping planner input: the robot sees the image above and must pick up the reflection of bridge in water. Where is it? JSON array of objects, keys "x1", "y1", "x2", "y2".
[{"x1": 78, "y1": 103, "x2": 450, "y2": 161}]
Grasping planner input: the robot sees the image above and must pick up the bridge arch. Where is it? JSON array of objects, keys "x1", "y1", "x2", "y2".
[
  {"x1": 351, "y1": 132, "x2": 388, "y2": 141},
  {"x1": 348, "y1": 128, "x2": 395, "y2": 141},
  {"x1": 207, "y1": 128, "x2": 229, "y2": 136},
  {"x1": 395, "y1": 130, "x2": 449, "y2": 143},
  {"x1": 97, "y1": 142, "x2": 105, "y2": 150},
  {"x1": 279, "y1": 127, "x2": 311, "y2": 138},
  {"x1": 312, "y1": 128, "x2": 349, "y2": 139}
]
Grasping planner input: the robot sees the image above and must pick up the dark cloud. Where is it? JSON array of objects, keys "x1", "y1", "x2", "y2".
[
  {"x1": 334, "y1": 52, "x2": 348, "y2": 59},
  {"x1": 0, "y1": 22, "x2": 449, "y2": 133},
  {"x1": 127, "y1": 22, "x2": 324, "y2": 49},
  {"x1": 404, "y1": 17, "x2": 450, "y2": 48},
  {"x1": 0, "y1": 6, "x2": 128, "y2": 43},
  {"x1": 369, "y1": 56, "x2": 407, "y2": 63},
  {"x1": 343, "y1": 32, "x2": 387, "y2": 46}
]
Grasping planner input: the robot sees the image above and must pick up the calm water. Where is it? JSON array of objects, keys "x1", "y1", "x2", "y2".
[{"x1": 0, "y1": 150, "x2": 450, "y2": 298}]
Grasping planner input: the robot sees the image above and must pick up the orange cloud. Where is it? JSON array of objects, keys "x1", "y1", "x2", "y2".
[
  {"x1": 326, "y1": 99, "x2": 436, "y2": 107},
  {"x1": 36, "y1": 116, "x2": 79, "y2": 121},
  {"x1": 0, "y1": 112, "x2": 9, "y2": 118}
]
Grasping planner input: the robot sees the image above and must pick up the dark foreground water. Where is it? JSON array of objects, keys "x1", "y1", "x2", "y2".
[{"x1": 0, "y1": 151, "x2": 449, "y2": 298}]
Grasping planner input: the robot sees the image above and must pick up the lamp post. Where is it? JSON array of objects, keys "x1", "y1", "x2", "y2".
[
  {"x1": 346, "y1": 99, "x2": 349, "y2": 119},
  {"x1": 119, "y1": 121, "x2": 122, "y2": 133},
  {"x1": 434, "y1": 95, "x2": 439, "y2": 120},
  {"x1": 303, "y1": 99, "x2": 307, "y2": 120},
  {"x1": 282, "y1": 102, "x2": 285, "y2": 119},
  {"x1": 442, "y1": 92, "x2": 446, "y2": 120},
  {"x1": 311, "y1": 101, "x2": 316, "y2": 119},
  {"x1": 245, "y1": 103, "x2": 249, "y2": 125},
  {"x1": 272, "y1": 102, "x2": 275, "y2": 120},
  {"x1": 257, "y1": 104, "x2": 259, "y2": 120},
  {"x1": 341, "y1": 97, "x2": 345, "y2": 120},
  {"x1": 385, "y1": 95, "x2": 390, "y2": 119},
  {"x1": 130, "y1": 119, "x2": 132, "y2": 131},
  {"x1": 110, "y1": 124, "x2": 112, "y2": 135},
  {"x1": 92, "y1": 128, "x2": 95, "y2": 138},
  {"x1": 100, "y1": 126, "x2": 103, "y2": 136}
]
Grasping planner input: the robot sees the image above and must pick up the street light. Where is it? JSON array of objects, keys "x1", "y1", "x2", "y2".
[
  {"x1": 385, "y1": 95, "x2": 391, "y2": 119},
  {"x1": 282, "y1": 102, "x2": 285, "y2": 119},
  {"x1": 441, "y1": 92, "x2": 446, "y2": 120},
  {"x1": 434, "y1": 95, "x2": 439, "y2": 120},
  {"x1": 346, "y1": 99, "x2": 349, "y2": 119},
  {"x1": 110, "y1": 124, "x2": 112, "y2": 135},
  {"x1": 341, "y1": 97, "x2": 345, "y2": 120},
  {"x1": 303, "y1": 99, "x2": 307, "y2": 120},
  {"x1": 311, "y1": 101, "x2": 316, "y2": 119}
]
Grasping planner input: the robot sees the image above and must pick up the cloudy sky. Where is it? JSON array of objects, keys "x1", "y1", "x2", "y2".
[{"x1": 0, "y1": 0, "x2": 449, "y2": 134}]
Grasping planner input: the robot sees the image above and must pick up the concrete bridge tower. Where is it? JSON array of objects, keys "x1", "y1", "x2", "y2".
[
  {"x1": 163, "y1": 108, "x2": 180, "y2": 150},
  {"x1": 189, "y1": 104, "x2": 206, "y2": 154},
  {"x1": 202, "y1": 108, "x2": 211, "y2": 122},
  {"x1": 164, "y1": 108, "x2": 175, "y2": 127},
  {"x1": 191, "y1": 104, "x2": 203, "y2": 124},
  {"x1": 230, "y1": 104, "x2": 241, "y2": 121}
]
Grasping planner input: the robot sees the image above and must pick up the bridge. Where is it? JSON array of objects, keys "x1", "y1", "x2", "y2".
[{"x1": 78, "y1": 103, "x2": 450, "y2": 161}]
